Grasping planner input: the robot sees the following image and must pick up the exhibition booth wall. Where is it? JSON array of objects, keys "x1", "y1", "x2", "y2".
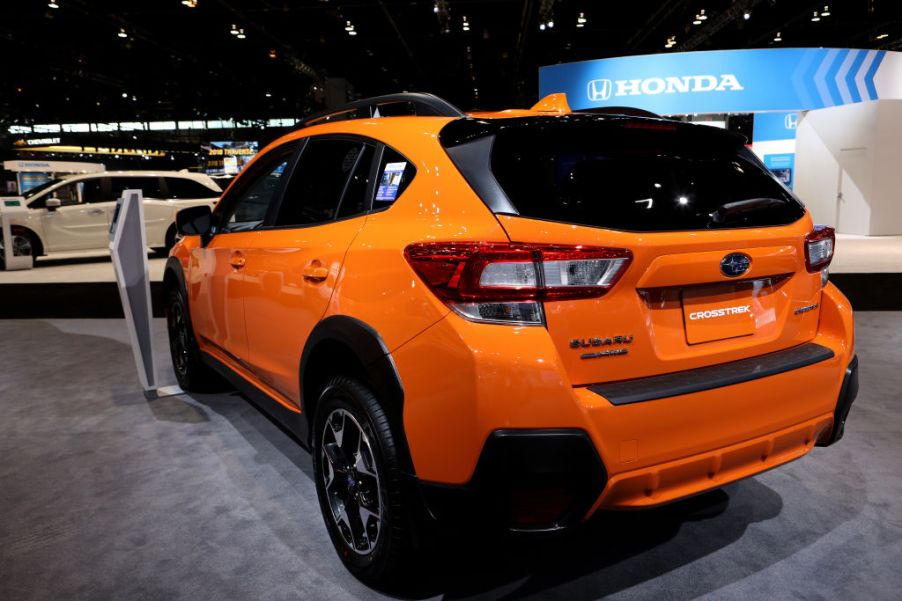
[{"x1": 540, "y1": 47, "x2": 902, "y2": 236}]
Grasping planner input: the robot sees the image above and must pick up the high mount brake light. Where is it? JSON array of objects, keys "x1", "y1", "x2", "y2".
[
  {"x1": 404, "y1": 242, "x2": 631, "y2": 325},
  {"x1": 805, "y1": 226, "x2": 835, "y2": 273}
]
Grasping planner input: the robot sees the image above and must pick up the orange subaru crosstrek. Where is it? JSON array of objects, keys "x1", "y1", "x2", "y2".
[{"x1": 165, "y1": 92, "x2": 858, "y2": 584}]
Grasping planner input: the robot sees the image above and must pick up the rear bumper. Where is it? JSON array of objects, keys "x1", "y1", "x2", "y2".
[{"x1": 397, "y1": 283, "x2": 857, "y2": 529}]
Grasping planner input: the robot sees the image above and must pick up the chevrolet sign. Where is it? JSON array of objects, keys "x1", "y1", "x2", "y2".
[{"x1": 587, "y1": 74, "x2": 744, "y2": 102}]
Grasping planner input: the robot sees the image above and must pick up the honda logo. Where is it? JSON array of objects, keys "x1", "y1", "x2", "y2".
[
  {"x1": 784, "y1": 113, "x2": 798, "y2": 130},
  {"x1": 587, "y1": 79, "x2": 613, "y2": 101}
]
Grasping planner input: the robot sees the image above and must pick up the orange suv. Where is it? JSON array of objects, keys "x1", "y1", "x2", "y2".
[{"x1": 165, "y1": 92, "x2": 858, "y2": 584}]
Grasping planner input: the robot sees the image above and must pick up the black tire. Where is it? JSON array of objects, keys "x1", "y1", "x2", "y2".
[
  {"x1": 313, "y1": 376, "x2": 416, "y2": 586},
  {"x1": 0, "y1": 229, "x2": 36, "y2": 269},
  {"x1": 165, "y1": 287, "x2": 221, "y2": 391}
]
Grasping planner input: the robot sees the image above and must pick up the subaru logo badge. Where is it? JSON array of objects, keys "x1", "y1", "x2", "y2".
[
  {"x1": 587, "y1": 79, "x2": 613, "y2": 102},
  {"x1": 721, "y1": 253, "x2": 751, "y2": 278}
]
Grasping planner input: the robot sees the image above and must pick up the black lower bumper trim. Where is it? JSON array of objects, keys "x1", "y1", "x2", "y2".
[
  {"x1": 418, "y1": 429, "x2": 606, "y2": 533},
  {"x1": 588, "y1": 342, "x2": 835, "y2": 405},
  {"x1": 818, "y1": 354, "x2": 859, "y2": 446}
]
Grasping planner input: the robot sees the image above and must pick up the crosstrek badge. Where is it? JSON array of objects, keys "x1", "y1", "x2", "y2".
[
  {"x1": 689, "y1": 305, "x2": 752, "y2": 320},
  {"x1": 682, "y1": 285, "x2": 756, "y2": 344}
]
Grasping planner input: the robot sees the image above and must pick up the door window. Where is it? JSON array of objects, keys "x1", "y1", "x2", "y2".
[
  {"x1": 53, "y1": 182, "x2": 81, "y2": 206},
  {"x1": 274, "y1": 138, "x2": 372, "y2": 227},
  {"x1": 216, "y1": 146, "x2": 295, "y2": 233},
  {"x1": 81, "y1": 178, "x2": 107, "y2": 203}
]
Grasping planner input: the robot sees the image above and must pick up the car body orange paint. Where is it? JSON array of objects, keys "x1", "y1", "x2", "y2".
[{"x1": 167, "y1": 94, "x2": 856, "y2": 531}]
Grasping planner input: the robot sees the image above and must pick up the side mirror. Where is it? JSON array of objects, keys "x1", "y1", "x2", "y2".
[
  {"x1": 176, "y1": 204, "x2": 212, "y2": 237},
  {"x1": 46, "y1": 198, "x2": 61, "y2": 212}
]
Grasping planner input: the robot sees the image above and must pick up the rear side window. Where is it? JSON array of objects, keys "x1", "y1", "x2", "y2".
[
  {"x1": 373, "y1": 147, "x2": 415, "y2": 210},
  {"x1": 275, "y1": 138, "x2": 369, "y2": 227},
  {"x1": 446, "y1": 118, "x2": 805, "y2": 232},
  {"x1": 165, "y1": 177, "x2": 217, "y2": 199}
]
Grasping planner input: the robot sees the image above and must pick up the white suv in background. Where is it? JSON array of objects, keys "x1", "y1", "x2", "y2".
[{"x1": 0, "y1": 171, "x2": 221, "y2": 261}]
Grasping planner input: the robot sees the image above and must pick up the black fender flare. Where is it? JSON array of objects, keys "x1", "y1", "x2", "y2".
[
  {"x1": 162, "y1": 256, "x2": 187, "y2": 298},
  {"x1": 300, "y1": 315, "x2": 412, "y2": 473}
]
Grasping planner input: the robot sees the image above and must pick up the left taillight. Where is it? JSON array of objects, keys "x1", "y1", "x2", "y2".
[
  {"x1": 805, "y1": 225, "x2": 835, "y2": 273},
  {"x1": 403, "y1": 242, "x2": 631, "y2": 325}
]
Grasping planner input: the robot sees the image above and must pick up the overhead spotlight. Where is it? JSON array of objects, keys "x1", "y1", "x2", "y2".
[
  {"x1": 547, "y1": 20, "x2": 554, "y2": 28},
  {"x1": 876, "y1": 33, "x2": 889, "y2": 40},
  {"x1": 47, "y1": 0, "x2": 59, "y2": 8},
  {"x1": 577, "y1": 12, "x2": 587, "y2": 28},
  {"x1": 181, "y1": 0, "x2": 198, "y2": 7},
  {"x1": 265, "y1": 92, "x2": 272, "y2": 98},
  {"x1": 822, "y1": 5, "x2": 831, "y2": 17},
  {"x1": 268, "y1": 48, "x2": 277, "y2": 59},
  {"x1": 121, "y1": 92, "x2": 128, "y2": 98},
  {"x1": 433, "y1": 2, "x2": 439, "y2": 14},
  {"x1": 230, "y1": 24, "x2": 239, "y2": 35},
  {"x1": 462, "y1": 16, "x2": 470, "y2": 32},
  {"x1": 811, "y1": 11, "x2": 820, "y2": 22},
  {"x1": 117, "y1": 27, "x2": 127, "y2": 38},
  {"x1": 665, "y1": 35, "x2": 677, "y2": 48},
  {"x1": 539, "y1": 22, "x2": 546, "y2": 31},
  {"x1": 743, "y1": 11, "x2": 751, "y2": 20},
  {"x1": 699, "y1": 9, "x2": 707, "y2": 20},
  {"x1": 236, "y1": 28, "x2": 246, "y2": 39},
  {"x1": 774, "y1": 31, "x2": 782, "y2": 42}
]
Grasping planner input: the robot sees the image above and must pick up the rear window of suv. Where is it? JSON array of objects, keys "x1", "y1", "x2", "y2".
[{"x1": 441, "y1": 116, "x2": 805, "y2": 232}]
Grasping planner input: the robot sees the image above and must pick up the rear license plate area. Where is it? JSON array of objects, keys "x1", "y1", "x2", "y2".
[{"x1": 682, "y1": 284, "x2": 755, "y2": 344}]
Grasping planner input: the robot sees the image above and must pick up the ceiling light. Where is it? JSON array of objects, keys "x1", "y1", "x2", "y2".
[
  {"x1": 462, "y1": 16, "x2": 469, "y2": 32},
  {"x1": 348, "y1": 30, "x2": 357, "y2": 36},
  {"x1": 699, "y1": 9, "x2": 707, "y2": 21},
  {"x1": 876, "y1": 33, "x2": 889, "y2": 40},
  {"x1": 265, "y1": 92, "x2": 272, "y2": 98},
  {"x1": 577, "y1": 12, "x2": 587, "y2": 27},
  {"x1": 743, "y1": 11, "x2": 751, "y2": 20},
  {"x1": 268, "y1": 48, "x2": 277, "y2": 59},
  {"x1": 117, "y1": 27, "x2": 127, "y2": 38},
  {"x1": 345, "y1": 20, "x2": 354, "y2": 31},
  {"x1": 47, "y1": 0, "x2": 59, "y2": 8},
  {"x1": 433, "y1": 2, "x2": 439, "y2": 14},
  {"x1": 181, "y1": 0, "x2": 198, "y2": 7},
  {"x1": 230, "y1": 24, "x2": 239, "y2": 35},
  {"x1": 236, "y1": 28, "x2": 246, "y2": 39},
  {"x1": 774, "y1": 31, "x2": 782, "y2": 42},
  {"x1": 811, "y1": 11, "x2": 820, "y2": 22},
  {"x1": 539, "y1": 22, "x2": 546, "y2": 31},
  {"x1": 547, "y1": 20, "x2": 554, "y2": 28},
  {"x1": 822, "y1": 5, "x2": 831, "y2": 17},
  {"x1": 121, "y1": 92, "x2": 128, "y2": 98}
]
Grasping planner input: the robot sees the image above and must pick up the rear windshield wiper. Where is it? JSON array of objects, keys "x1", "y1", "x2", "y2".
[{"x1": 709, "y1": 197, "x2": 785, "y2": 225}]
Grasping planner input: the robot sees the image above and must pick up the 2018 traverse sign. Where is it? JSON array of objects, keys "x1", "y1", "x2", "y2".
[{"x1": 539, "y1": 48, "x2": 901, "y2": 114}]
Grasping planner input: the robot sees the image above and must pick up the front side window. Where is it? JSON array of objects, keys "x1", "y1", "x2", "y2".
[
  {"x1": 217, "y1": 147, "x2": 294, "y2": 233},
  {"x1": 275, "y1": 138, "x2": 372, "y2": 227}
]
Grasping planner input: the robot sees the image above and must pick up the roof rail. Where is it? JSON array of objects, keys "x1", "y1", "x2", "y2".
[{"x1": 297, "y1": 92, "x2": 465, "y2": 128}]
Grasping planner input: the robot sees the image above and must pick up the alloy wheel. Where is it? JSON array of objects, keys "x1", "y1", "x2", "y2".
[
  {"x1": 320, "y1": 408, "x2": 383, "y2": 555},
  {"x1": 168, "y1": 300, "x2": 190, "y2": 376}
]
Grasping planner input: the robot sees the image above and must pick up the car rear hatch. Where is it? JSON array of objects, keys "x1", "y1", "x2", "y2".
[{"x1": 440, "y1": 114, "x2": 829, "y2": 386}]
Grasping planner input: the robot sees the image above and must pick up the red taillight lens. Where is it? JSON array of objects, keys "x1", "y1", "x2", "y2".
[
  {"x1": 805, "y1": 225, "x2": 835, "y2": 273},
  {"x1": 404, "y1": 242, "x2": 631, "y2": 324}
]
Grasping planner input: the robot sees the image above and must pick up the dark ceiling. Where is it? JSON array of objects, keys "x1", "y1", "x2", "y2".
[{"x1": 3, "y1": 0, "x2": 901, "y2": 128}]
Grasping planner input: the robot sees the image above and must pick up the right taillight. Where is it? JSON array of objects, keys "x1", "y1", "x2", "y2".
[
  {"x1": 403, "y1": 242, "x2": 631, "y2": 325},
  {"x1": 805, "y1": 225, "x2": 835, "y2": 273}
]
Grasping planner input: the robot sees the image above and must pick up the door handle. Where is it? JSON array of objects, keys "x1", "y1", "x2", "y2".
[
  {"x1": 302, "y1": 261, "x2": 328, "y2": 283},
  {"x1": 229, "y1": 250, "x2": 246, "y2": 270}
]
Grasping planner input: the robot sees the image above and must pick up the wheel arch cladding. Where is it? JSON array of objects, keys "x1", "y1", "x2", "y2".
[
  {"x1": 300, "y1": 315, "x2": 413, "y2": 474},
  {"x1": 162, "y1": 257, "x2": 185, "y2": 299}
]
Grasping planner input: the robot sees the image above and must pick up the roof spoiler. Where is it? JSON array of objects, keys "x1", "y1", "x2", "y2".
[{"x1": 296, "y1": 92, "x2": 465, "y2": 129}]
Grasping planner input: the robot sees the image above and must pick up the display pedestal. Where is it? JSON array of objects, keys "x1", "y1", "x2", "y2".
[
  {"x1": 109, "y1": 189, "x2": 181, "y2": 396},
  {"x1": 1, "y1": 200, "x2": 35, "y2": 270}
]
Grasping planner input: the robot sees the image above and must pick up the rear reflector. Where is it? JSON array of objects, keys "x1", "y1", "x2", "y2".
[
  {"x1": 805, "y1": 226, "x2": 835, "y2": 273},
  {"x1": 404, "y1": 242, "x2": 631, "y2": 325}
]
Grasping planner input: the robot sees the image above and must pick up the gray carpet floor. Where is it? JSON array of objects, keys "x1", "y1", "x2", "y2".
[{"x1": 0, "y1": 314, "x2": 900, "y2": 601}]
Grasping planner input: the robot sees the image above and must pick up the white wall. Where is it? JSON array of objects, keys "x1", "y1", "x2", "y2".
[{"x1": 794, "y1": 100, "x2": 902, "y2": 235}]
